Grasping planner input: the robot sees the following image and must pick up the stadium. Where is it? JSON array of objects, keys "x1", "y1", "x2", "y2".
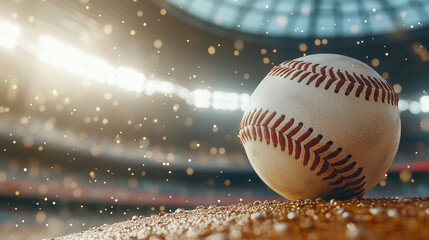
[{"x1": 0, "y1": 0, "x2": 429, "y2": 239}]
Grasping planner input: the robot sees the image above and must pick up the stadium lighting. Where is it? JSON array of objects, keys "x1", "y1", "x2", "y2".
[
  {"x1": 35, "y1": 35, "x2": 251, "y2": 111},
  {"x1": 398, "y1": 99, "x2": 409, "y2": 112},
  {"x1": 212, "y1": 91, "x2": 240, "y2": 111},
  {"x1": 144, "y1": 80, "x2": 177, "y2": 96},
  {"x1": 420, "y1": 96, "x2": 429, "y2": 112},
  {"x1": 176, "y1": 85, "x2": 190, "y2": 100},
  {"x1": 115, "y1": 67, "x2": 145, "y2": 93},
  {"x1": 192, "y1": 89, "x2": 211, "y2": 108},
  {"x1": 240, "y1": 94, "x2": 250, "y2": 111},
  {"x1": 409, "y1": 101, "x2": 422, "y2": 114},
  {"x1": 38, "y1": 35, "x2": 145, "y2": 93},
  {"x1": 0, "y1": 21, "x2": 20, "y2": 49}
]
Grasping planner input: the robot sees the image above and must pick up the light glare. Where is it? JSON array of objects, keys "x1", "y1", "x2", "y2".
[
  {"x1": 36, "y1": 35, "x2": 249, "y2": 111},
  {"x1": 240, "y1": 94, "x2": 250, "y2": 111},
  {"x1": 192, "y1": 89, "x2": 211, "y2": 108},
  {"x1": 38, "y1": 35, "x2": 145, "y2": 93},
  {"x1": 409, "y1": 101, "x2": 421, "y2": 114},
  {"x1": 398, "y1": 99, "x2": 408, "y2": 112},
  {"x1": 420, "y1": 96, "x2": 429, "y2": 112},
  {"x1": 0, "y1": 21, "x2": 20, "y2": 49},
  {"x1": 212, "y1": 91, "x2": 240, "y2": 111}
]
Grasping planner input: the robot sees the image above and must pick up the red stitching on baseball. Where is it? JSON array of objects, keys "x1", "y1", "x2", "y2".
[
  {"x1": 310, "y1": 155, "x2": 321, "y2": 170},
  {"x1": 284, "y1": 69, "x2": 295, "y2": 79},
  {"x1": 348, "y1": 176, "x2": 366, "y2": 186},
  {"x1": 291, "y1": 70, "x2": 304, "y2": 80},
  {"x1": 355, "y1": 84, "x2": 364, "y2": 97},
  {"x1": 256, "y1": 110, "x2": 268, "y2": 125},
  {"x1": 318, "y1": 161, "x2": 330, "y2": 175},
  {"x1": 320, "y1": 66, "x2": 327, "y2": 76},
  {"x1": 296, "y1": 62, "x2": 306, "y2": 69},
  {"x1": 268, "y1": 60, "x2": 398, "y2": 106},
  {"x1": 307, "y1": 74, "x2": 319, "y2": 85},
  {"x1": 337, "y1": 70, "x2": 345, "y2": 80},
  {"x1": 345, "y1": 83, "x2": 354, "y2": 95},
  {"x1": 315, "y1": 75, "x2": 327, "y2": 87},
  {"x1": 239, "y1": 108, "x2": 367, "y2": 199},
  {"x1": 332, "y1": 154, "x2": 352, "y2": 166},
  {"x1": 290, "y1": 61, "x2": 301, "y2": 69},
  {"x1": 299, "y1": 72, "x2": 311, "y2": 83},
  {"x1": 303, "y1": 62, "x2": 311, "y2": 71},
  {"x1": 311, "y1": 63, "x2": 319, "y2": 73},
  {"x1": 325, "y1": 78, "x2": 336, "y2": 89}
]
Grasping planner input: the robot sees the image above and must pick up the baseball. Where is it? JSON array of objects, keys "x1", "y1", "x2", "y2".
[{"x1": 239, "y1": 54, "x2": 401, "y2": 200}]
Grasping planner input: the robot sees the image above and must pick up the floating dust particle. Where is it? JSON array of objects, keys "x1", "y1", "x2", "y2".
[
  {"x1": 218, "y1": 147, "x2": 226, "y2": 155},
  {"x1": 234, "y1": 39, "x2": 244, "y2": 50},
  {"x1": 184, "y1": 117, "x2": 193, "y2": 127},
  {"x1": 210, "y1": 147, "x2": 217, "y2": 155},
  {"x1": 399, "y1": 170, "x2": 412, "y2": 182},
  {"x1": 104, "y1": 24, "x2": 112, "y2": 34},
  {"x1": 393, "y1": 84, "x2": 402, "y2": 94},
  {"x1": 382, "y1": 72, "x2": 390, "y2": 79},
  {"x1": 186, "y1": 168, "x2": 193, "y2": 175},
  {"x1": 372, "y1": 58, "x2": 380, "y2": 67},
  {"x1": 153, "y1": 40, "x2": 163, "y2": 49},
  {"x1": 208, "y1": 46, "x2": 216, "y2": 55},
  {"x1": 314, "y1": 39, "x2": 321, "y2": 46},
  {"x1": 224, "y1": 179, "x2": 231, "y2": 186},
  {"x1": 263, "y1": 57, "x2": 270, "y2": 64}
]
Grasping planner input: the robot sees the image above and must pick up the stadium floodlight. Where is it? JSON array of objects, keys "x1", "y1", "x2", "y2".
[
  {"x1": 212, "y1": 91, "x2": 240, "y2": 111},
  {"x1": 420, "y1": 96, "x2": 429, "y2": 112},
  {"x1": 38, "y1": 35, "x2": 145, "y2": 93},
  {"x1": 157, "y1": 81, "x2": 177, "y2": 95},
  {"x1": 38, "y1": 35, "x2": 64, "y2": 67},
  {"x1": 116, "y1": 67, "x2": 145, "y2": 93},
  {"x1": 240, "y1": 94, "x2": 250, "y2": 111},
  {"x1": 36, "y1": 35, "x2": 252, "y2": 110},
  {"x1": 144, "y1": 80, "x2": 176, "y2": 96},
  {"x1": 0, "y1": 21, "x2": 20, "y2": 49},
  {"x1": 409, "y1": 101, "x2": 422, "y2": 114},
  {"x1": 144, "y1": 80, "x2": 160, "y2": 96},
  {"x1": 192, "y1": 89, "x2": 211, "y2": 108},
  {"x1": 397, "y1": 99, "x2": 409, "y2": 112},
  {"x1": 3, "y1": 26, "x2": 252, "y2": 111},
  {"x1": 176, "y1": 86, "x2": 190, "y2": 100}
]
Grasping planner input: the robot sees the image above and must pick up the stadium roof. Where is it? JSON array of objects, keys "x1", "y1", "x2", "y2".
[{"x1": 159, "y1": 0, "x2": 428, "y2": 38}]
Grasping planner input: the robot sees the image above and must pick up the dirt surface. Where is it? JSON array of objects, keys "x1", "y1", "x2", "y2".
[{"x1": 55, "y1": 197, "x2": 429, "y2": 240}]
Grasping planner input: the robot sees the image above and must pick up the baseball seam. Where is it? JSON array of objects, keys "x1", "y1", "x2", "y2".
[
  {"x1": 239, "y1": 108, "x2": 366, "y2": 199},
  {"x1": 268, "y1": 60, "x2": 398, "y2": 106}
]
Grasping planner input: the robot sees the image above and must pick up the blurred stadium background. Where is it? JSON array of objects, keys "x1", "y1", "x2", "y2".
[{"x1": 1, "y1": 0, "x2": 429, "y2": 239}]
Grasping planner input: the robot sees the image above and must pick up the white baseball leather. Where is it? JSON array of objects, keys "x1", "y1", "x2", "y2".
[{"x1": 239, "y1": 54, "x2": 400, "y2": 200}]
